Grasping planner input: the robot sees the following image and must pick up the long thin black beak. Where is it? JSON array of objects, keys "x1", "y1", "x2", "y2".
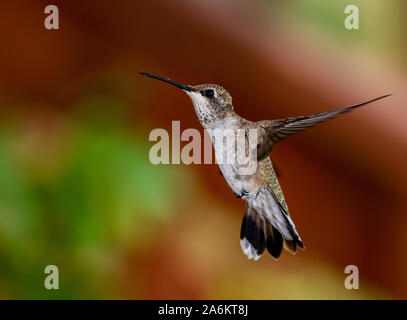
[{"x1": 140, "y1": 72, "x2": 193, "y2": 92}]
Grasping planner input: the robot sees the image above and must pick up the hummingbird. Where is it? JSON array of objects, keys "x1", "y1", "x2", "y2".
[{"x1": 141, "y1": 72, "x2": 391, "y2": 261}]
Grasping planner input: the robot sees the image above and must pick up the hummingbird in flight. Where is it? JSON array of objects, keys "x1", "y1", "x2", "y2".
[{"x1": 141, "y1": 72, "x2": 390, "y2": 261}]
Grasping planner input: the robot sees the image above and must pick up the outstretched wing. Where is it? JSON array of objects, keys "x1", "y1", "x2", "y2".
[{"x1": 256, "y1": 94, "x2": 391, "y2": 160}]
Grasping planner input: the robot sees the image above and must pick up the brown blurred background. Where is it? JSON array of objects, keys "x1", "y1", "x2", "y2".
[{"x1": 0, "y1": 0, "x2": 406, "y2": 299}]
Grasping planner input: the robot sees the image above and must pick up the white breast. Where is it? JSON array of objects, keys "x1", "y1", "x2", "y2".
[{"x1": 209, "y1": 122, "x2": 248, "y2": 195}]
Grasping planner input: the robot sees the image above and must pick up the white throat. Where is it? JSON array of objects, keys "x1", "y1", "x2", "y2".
[{"x1": 185, "y1": 91, "x2": 213, "y2": 128}]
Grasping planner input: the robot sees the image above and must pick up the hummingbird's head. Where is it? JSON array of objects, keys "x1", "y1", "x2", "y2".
[
  {"x1": 140, "y1": 73, "x2": 234, "y2": 128},
  {"x1": 186, "y1": 84, "x2": 233, "y2": 128}
]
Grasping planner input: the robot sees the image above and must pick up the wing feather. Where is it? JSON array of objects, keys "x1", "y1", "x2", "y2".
[{"x1": 256, "y1": 94, "x2": 391, "y2": 160}]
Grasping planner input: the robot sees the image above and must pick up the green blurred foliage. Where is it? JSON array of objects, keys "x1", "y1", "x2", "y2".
[
  {"x1": 0, "y1": 92, "x2": 181, "y2": 298},
  {"x1": 268, "y1": 0, "x2": 406, "y2": 68}
]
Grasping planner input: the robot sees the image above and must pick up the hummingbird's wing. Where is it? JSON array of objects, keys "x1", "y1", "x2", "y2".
[
  {"x1": 256, "y1": 94, "x2": 391, "y2": 160},
  {"x1": 265, "y1": 160, "x2": 301, "y2": 254}
]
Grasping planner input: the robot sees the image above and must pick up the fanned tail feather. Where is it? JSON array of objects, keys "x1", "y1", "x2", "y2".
[
  {"x1": 240, "y1": 203, "x2": 302, "y2": 260},
  {"x1": 241, "y1": 185, "x2": 305, "y2": 260},
  {"x1": 240, "y1": 204, "x2": 266, "y2": 261},
  {"x1": 265, "y1": 223, "x2": 283, "y2": 259}
]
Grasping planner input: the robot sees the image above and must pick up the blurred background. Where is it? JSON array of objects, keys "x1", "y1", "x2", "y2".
[{"x1": 0, "y1": 0, "x2": 406, "y2": 299}]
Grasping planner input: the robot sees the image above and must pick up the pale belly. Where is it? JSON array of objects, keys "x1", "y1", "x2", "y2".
[
  {"x1": 218, "y1": 162, "x2": 247, "y2": 195},
  {"x1": 207, "y1": 117, "x2": 261, "y2": 197},
  {"x1": 212, "y1": 135, "x2": 259, "y2": 196}
]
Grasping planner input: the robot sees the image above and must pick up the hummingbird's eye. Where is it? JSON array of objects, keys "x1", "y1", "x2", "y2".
[{"x1": 201, "y1": 89, "x2": 216, "y2": 98}]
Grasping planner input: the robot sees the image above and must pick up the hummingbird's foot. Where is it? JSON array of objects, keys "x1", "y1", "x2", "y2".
[{"x1": 235, "y1": 189, "x2": 250, "y2": 199}]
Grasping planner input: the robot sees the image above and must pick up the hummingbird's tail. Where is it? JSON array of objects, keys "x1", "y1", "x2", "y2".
[
  {"x1": 240, "y1": 203, "x2": 266, "y2": 261},
  {"x1": 240, "y1": 187, "x2": 304, "y2": 260},
  {"x1": 240, "y1": 203, "x2": 299, "y2": 260}
]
